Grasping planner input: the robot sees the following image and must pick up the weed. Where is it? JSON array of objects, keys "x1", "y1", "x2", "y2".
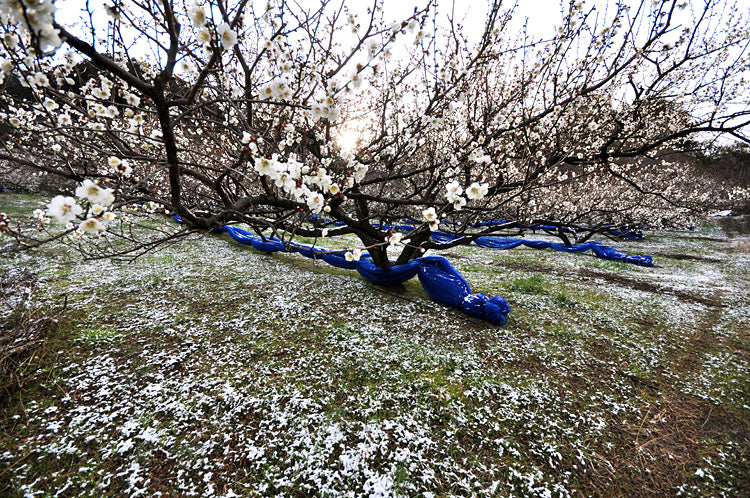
[
  {"x1": 507, "y1": 274, "x2": 546, "y2": 294},
  {"x1": 552, "y1": 292, "x2": 578, "y2": 309}
]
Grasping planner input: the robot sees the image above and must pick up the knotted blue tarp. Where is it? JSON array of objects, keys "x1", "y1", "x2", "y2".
[
  {"x1": 174, "y1": 218, "x2": 510, "y2": 325},
  {"x1": 418, "y1": 256, "x2": 511, "y2": 324},
  {"x1": 432, "y1": 232, "x2": 653, "y2": 267}
]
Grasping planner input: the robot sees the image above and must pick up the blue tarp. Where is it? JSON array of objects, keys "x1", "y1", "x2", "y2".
[
  {"x1": 474, "y1": 237, "x2": 524, "y2": 249},
  {"x1": 173, "y1": 214, "x2": 651, "y2": 324},
  {"x1": 432, "y1": 232, "x2": 654, "y2": 267},
  {"x1": 179, "y1": 220, "x2": 510, "y2": 325},
  {"x1": 304, "y1": 214, "x2": 646, "y2": 241},
  {"x1": 175, "y1": 215, "x2": 651, "y2": 269},
  {"x1": 356, "y1": 258, "x2": 421, "y2": 286},
  {"x1": 418, "y1": 256, "x2": 510, "y2": 326}
]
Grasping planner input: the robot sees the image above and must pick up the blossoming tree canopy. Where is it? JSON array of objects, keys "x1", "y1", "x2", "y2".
[{"x1": 0, "y1": 0, "x2": 748, "y2": 267}]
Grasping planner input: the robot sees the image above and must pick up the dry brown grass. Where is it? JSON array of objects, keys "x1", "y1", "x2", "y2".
[{"x1": 0, "y1": 269, "x2": 64, "y2": 401}]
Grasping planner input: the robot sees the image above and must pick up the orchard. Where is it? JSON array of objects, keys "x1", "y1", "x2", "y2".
[
  {"x1": 0, "y1": 0, "x2": 746, "y2": 262},
  {"x1": 2, "y1": 1, "x2": 750, "y2": 496}
]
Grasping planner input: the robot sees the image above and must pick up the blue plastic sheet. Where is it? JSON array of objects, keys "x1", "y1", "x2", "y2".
[
  {"x1": 176, "y1": 219, "x2": 510, "y2": 325},
  {"x1": 607, "y1": 228, "x2": 645, "y2": 240},
  {"x1": 417, "y1": 256, "x2": 472, "y2": 307},
  {"x1": 549, "y1": 242, "x2": 594, "y2": 253},
  {"x1": 321, "y1": 252, "x2": 359, "y2": 270},
  {"x1": 289, "y1": 243, "x2": 323, "y2": 259},
  {"x1": 474, "y1": 237, "x2": 524, "y2": 250},
  {"x1": 417, "y1": 257, "x2": 510, "y2": 326},
  {"x1": 356, "y1": 258, "x2": 420, "y2": 286},
  {"x1": 431, "y1": 232, "x2": 654, "y2": 267},
  {"x1": 430, "y1": 231, "x2": 459, "y2": 244},
  {"x1": 462, "y1": 294, "x2": 511, "y2": 326},
  {"x1": 523, "y1": 240, "x2": 553, "y2": 250},
  {"x1": 590, "y1": 244, "x2": 653, "y2": 266}
]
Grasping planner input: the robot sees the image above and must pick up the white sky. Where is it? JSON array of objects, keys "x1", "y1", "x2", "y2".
[
  {"x1": 54, "y1": 0, "x2": 750, "y2": 48},
  {"x1": 376, "y1": 0, "x2": 750, "y2": 44}
]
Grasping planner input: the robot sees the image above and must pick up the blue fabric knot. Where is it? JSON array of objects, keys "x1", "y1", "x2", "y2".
[{"x1": 461, "y1": 294, "x2": 511, "y2": 326}]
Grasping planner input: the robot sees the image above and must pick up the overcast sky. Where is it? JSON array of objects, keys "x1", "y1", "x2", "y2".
[
  {"x1": 375, "y1": 0, "x2": 750, "y2": 45},
  {"x1": 54, "y1": 0, "x2": 750, "y2": 48}
]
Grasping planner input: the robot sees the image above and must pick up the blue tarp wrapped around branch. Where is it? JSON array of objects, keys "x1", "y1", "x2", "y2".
[
  {"x1": 475, "y1": 237, "x2": 525, "y2": 250},
  {"x1": 356, "y1": 258, "x2": 420, "y2": 286},
  {"x1": 430, "y1": 231, "x2": 460, "y2": 244},
  {"x1": 321, "y1": 252, "x2": 359, "y2": 270},
  {"x1": 417, "y1": 257, "x2": 510, "y2": 325},
  {"x1": 175, "y1": 218, "x2": 510, "y2": 325},
  {"x1": 431, "y1": 232, "x2": 653, "y2": 267}
]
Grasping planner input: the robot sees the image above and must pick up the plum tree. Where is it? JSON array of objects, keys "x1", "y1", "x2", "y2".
[{"x1": 0, "y1": 0, "x2": 748, "y2": 266}]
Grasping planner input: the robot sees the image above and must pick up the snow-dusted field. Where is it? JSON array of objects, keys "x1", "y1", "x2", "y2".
[{"x1": 1, "y1": 194, "x2": 748, "y2": 497}]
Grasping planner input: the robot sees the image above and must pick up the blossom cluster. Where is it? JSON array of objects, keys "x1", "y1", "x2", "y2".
[
  {"x1": 311, "y1": 96, "x2": 341, "y2": 122},
  {"x1": 108, "y1": 156, "x2": 132, "y2": 176},
  {"x1": 258, "y1": 76, "x2": 293, "y2": 101},
  {"x1": 444, "y1": 180, "x2": 489, "y2": 211},
  {"x1": 187, "y1": 1, "x2": 238, "y2": 50},
  {"x1": 0, "y1": 0, "x2": 60, "y2": 52},
  {"x1": 344, "y1": 248, "x2": 363, "y2": 261},
  {"x1": 421, "y1": 207, "x2": 440, "y2": 231},
  {"x1": 251, "y1": 153, "x2": 368, "y2": 214},
  {"x1": 37, "y1": 180, "x2": 118, "y2": 236}
]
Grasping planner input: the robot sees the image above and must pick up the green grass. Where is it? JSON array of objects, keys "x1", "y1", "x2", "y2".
[
  {"x1": 507, "y1": 274, "x2": 546, "y2": 294},
  {"x1": 1, "y1": 192, "x2": 749, "y2": 497},
  {"x1": 73, "y1": 325, "x2": 122, "y2": 346}
]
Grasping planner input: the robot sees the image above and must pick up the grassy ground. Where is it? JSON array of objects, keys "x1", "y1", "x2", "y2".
[{"x1": 1, "y1": 192, "x2": 748, "y2": 497}]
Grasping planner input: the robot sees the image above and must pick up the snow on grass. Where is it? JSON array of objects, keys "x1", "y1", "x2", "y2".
[{"x1": 1, "y1": 195, "x2": 749, "y2": 496}]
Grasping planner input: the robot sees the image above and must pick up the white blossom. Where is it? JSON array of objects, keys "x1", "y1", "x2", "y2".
[
  {"x1": 197, "y1": 28, "x2": 211, "y2": 45},
  {"x1": 75, "y1": 180, "x2": 115, "y2": 207},
  {"x1": 387, "y1": 232, "x2": 409, "y2": 247},
  {"x1": 344, "y1": 248, "x2": 362, "y2": 262},
  {"x1": 79, "y1": 217, "x2": 105, "y2": 235},
  {"x1": 422, "y1": 207, "x2": 438, "y2": 222},
  {"x1": 306, "y1": 192, "x2": 325, "y2": 213},
  {"x1": 466, "y1": 182, "x2": 489, "y2": 200},
  {"x1": 46, "y1": 195, "x2": 82, "y2": 224},
  {"x1": 445, "y1": 181, "x2": 463, "y2": 197},
  {"x1": 217, "y1": 23, "x2": 238, "y2": 50},
  {"x1": 188, "y1": 2, "x2": 206, "y2": 27}
]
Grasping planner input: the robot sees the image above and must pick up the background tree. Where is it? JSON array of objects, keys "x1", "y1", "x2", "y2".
[
  {"x1": 692, "y1": 142, "x2": 750, "y2": 197},
  {"x1": 0, "y1": 0, "x2": 748, "y2": 266}
]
